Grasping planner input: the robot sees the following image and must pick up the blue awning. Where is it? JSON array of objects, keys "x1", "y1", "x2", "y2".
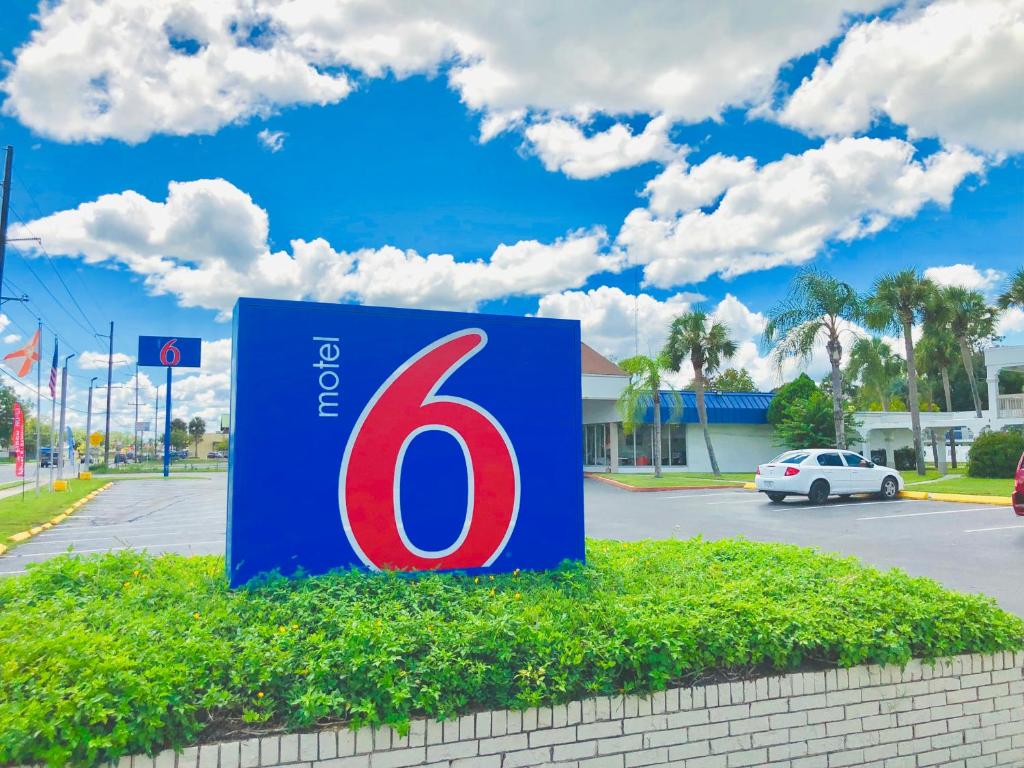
[{"x1": 635, "y1": 390, "x2": 775, "y2": 425}]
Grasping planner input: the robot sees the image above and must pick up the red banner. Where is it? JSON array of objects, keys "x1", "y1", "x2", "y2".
[{"x1": 12, "y1": 403, "x2": 24, "y2": 478}]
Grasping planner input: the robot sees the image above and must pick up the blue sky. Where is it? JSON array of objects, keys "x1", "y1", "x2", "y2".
[{"x1": 0, "y1": 1, "x2": 1021, "y2": 429}]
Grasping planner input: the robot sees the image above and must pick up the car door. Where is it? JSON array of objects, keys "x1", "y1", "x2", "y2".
[
  {"x1": 841, "y1": 451, "x2": 873, "y2": 493},
  {"x1": 814, "y1": 451, "x2": 847, "y2": 493}
]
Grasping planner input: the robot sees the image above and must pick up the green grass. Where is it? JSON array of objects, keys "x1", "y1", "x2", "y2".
[
  {"x1": 0, "y1": 479, "x2": 109, "y2": 543},
  {"x1": 592, "y1": 471, "x2": 753, "y2": 487},
  {"x1": 1, "y1": 540, "x2": 1021, "y2": 766},
  {"x1": 901, "y1": 467, "x2": 1014, "y2": 498},
  {"x1": 908, "y1": 476, "x2": 1014, "y2": 497},
  {"x1": 91, "y1": 461, "x2": 226, "y2": 474}
]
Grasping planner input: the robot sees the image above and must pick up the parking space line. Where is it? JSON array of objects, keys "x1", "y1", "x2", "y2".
[
  {"x1": 29, "y1": 529, "x2": 226, "y2": 545},
  {"x1": 858, "y1": 506, "x2": 992, "y2": 521},
  {"x1": 654, "y1": 492, "x2": 753, "y2": 500},
  {"x1": 2, "y1": 540, "x2": 224, "y2": 558},
  {"x1": 775, "y1": 500, "x2": 912, "y2": 512},
  {"x1": 964, "y1": 524, "x2": 1024, "y2": 533}
]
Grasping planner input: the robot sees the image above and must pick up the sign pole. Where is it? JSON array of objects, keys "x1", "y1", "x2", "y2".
[{"x1": 163, "y1": 365, "x2": 171, "y2": 478}]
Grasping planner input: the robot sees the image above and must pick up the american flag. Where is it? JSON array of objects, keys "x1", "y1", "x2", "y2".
[{"x1": 48, "y1": 340, "x2": 58, "y2": 398}]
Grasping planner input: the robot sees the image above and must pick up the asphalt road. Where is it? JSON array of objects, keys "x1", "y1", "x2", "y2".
[
  {"x1": 1, "y1": 475, "x2": 1021, "y2": 616},
  {"x1": 585, "y1": 480, "x2": 1024, "y2": 616}
]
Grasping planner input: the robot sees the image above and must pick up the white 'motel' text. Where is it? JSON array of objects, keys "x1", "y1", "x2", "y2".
[{"x1": 314, "y1": 336, "x2": 340, "y2": 417}]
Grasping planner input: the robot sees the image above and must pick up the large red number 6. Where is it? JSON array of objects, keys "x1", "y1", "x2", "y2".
[
  {"x1": 159, "y1": 338, "x2": 181, "y2": 367},
  {"x1": 340, "y1": 329, "x2": 520, "y2": 571}
]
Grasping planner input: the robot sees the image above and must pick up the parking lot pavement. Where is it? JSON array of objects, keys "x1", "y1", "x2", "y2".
[
  {"x1": 3, "y1": 474, "x2": 1020, "y2": 617},
  {"x1": 0, "y1": 477, "x2": 226, "y2": 576},
  {"x1": 584, "y1": 479, "x2": 1024, "y2": 616}
]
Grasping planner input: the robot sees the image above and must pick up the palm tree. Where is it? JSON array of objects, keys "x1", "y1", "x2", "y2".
[
  {"x1": 916, "y1": 328, "x2": 960, "y2": 467},
  {"x1": 865, "y1": 269, "x2": 934, "y2": 476},
  {"x1": 997, "y1": 267, "x2": 1024, "y2": 310},
  {"x1": 846, "y1": 336, "x2": 903, "y2": 411},
  {"x1": 663, "y1": 309, "x2": 737, "y2": 477},
  {"x1": 762, "y1": 268, "x2": 861, "y2": 450},
  {"x1": 616, "y1": 353, "x2": 678, "y2": 478},
  {"x1": 943, "y1": 286, "x2": 1001, "y2": 418}
]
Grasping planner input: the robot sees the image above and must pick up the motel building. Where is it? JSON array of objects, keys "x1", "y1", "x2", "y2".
[
  {"x1": 580, "y1": 344, "x2": 780, "y2": 474},
  {"x1": 854, "y1": 344, "x2": 1024, "y2": 466}
]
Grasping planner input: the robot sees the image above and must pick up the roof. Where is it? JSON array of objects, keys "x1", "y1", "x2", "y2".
[
  {"x1": 581, "y1": 343, "x2": 626, "y2": 376},
  {"x1": 637, "y1": 390, "x2": 775, "y2": 425}
]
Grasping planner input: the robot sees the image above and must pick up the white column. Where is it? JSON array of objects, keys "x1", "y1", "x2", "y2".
[
  {"x1": 608, "y1": 422, "x2": 619, "y2": 473},
  {"x1": 987, "y1": 369, "x2": 1000, "y2": 420}
]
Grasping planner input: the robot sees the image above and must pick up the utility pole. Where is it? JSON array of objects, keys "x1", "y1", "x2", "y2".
[
  {"x1": 103, "y1": 321, "x2": 113, "y2": 465},
  {"x1": 0, "y1": 145, "x2": 11, "y2": 291},
  {"x1": 84, "y1": 376, "x2": 97, "y2": 468},
  {"x1": 56, "y1": 353, "x2": 74, "y2": 481}
]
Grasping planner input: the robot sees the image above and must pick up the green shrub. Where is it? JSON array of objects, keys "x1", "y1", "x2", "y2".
[
  {"x1": 967, "y1": 430, "x2": 1024, "y2": 478},
  {"x1": 1, "y1": 541, "x2": 1021, "y2": 766},
  {"x1": 893, "y1": 447, "x2": 918, "y2": 471}
]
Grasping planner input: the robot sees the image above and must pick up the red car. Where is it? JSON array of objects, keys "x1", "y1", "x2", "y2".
[{"x1": 1014, "y1": 451, "x2": 1024, "y2": 517}]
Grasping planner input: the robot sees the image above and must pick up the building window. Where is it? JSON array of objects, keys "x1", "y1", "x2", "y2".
[
  {"x1": 617, "y1": 422, "x2": 687, "y2": 467},
  {"x1": 583, "y1": 424, "x2": 609, "y2": 466}
]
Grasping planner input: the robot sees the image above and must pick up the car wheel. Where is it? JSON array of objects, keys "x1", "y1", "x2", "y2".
[
  {"x1": 879, "y1": 476, "x2": 899, "y2": 500},
  {"x1": 808, "y1": 479, "x2": 830, "y2": 505},
  {"x1": 766, "y1": 492, "x2": 787, "y2": 503}
]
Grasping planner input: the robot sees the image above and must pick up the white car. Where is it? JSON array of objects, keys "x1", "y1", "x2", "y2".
[{"x1": 755, "y1": 449, "x2": 904, "y2": 504}]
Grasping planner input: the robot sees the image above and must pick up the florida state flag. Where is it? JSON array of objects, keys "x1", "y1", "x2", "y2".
[{"x1": 11, "y1": 403, "x2": 24, "y2": 478}]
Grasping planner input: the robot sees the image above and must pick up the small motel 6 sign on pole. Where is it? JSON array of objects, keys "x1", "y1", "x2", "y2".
[{"x1": 137, "y1": 336, "x2": 201, "y2": 476}]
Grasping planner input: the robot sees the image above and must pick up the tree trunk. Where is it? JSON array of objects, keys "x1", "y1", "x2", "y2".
[
  {"x1": 902, "y1": 317, "x2": 926, "y2": 476},
  {"x1": 879, "y1": 384, "x2": 889, "y2": 412},
  {"x1": 652, "y1": 388, "x2": 662, "y2": 478},
  {"x1": 958, "y1": 338, "x2": 982, "y2": 418},
  {"x1": 693, "y1": 368, "x2": 720, "y2": 477},
  {"x1": 940, "y1": 366, "x2": 957, "y2": 469},
  {"x1": 827, "y1": 335, "x2": 846, "y2": 450}
]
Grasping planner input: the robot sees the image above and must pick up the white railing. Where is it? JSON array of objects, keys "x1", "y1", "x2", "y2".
[{"x1": 998, "y1": 393, "x2": 1024, "y2": 418}]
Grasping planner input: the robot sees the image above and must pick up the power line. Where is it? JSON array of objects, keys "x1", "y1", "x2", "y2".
[
  {"x1": 6, "y1": 221, "x2": 97, "y2": 338},
  {"x1": 8, "y1": 193, "x2": 100, "y2": 335},
  {"x1": 11, "y1": 172, "x2": 105, "y2": 323}
]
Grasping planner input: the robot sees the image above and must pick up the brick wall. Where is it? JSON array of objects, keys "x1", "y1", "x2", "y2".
[{"x1": 109, "y1": 652, "x2": 1022, "y2": 768}]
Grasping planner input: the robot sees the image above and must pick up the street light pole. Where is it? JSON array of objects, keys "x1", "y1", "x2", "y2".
[
  {"x1": 56, "y1": 353, "x2": 75, "y2": 481},
  {"x1": 103, "y1": 321, "x2": 114, "y2": 466},
  {"x1": 84, "y1": 376, "x2": 97, "y2": 469}
]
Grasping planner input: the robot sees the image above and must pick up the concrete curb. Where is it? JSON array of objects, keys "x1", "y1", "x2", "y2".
[
  {"x1": 3, "y1": 481, "x2": 115, "y2": 550},
  {"x1": 584, "y1": 473, "x2": 746, "y2": 492},
  {"x1": 899, "y1": 489, "x2": 1010, "y2": 506}
]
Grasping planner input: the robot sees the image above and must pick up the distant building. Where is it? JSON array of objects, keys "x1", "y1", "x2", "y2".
[
  {"x1": 580, "y1": 343, "x2": 778, "y2": 473},
  {"x1": 856, "y1": 344, "x2": 1024, "y2": 466}
]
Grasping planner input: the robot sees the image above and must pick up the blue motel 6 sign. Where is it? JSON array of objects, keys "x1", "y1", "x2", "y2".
[{"x1": 227, "y1": 298, "x2": 584, "y2": 586}]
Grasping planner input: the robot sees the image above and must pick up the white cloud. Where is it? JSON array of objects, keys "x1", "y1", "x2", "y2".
[
  {"x1": 1, "y1": 2, "x2": 351, "y2": 143},
  {"x1": 536, "y1": 285, "x2": 701, "y2": 363},
  {"x1": 924, "y1": 264, "x2": 1004, "y2": 293},
  {"x1": 524, "y1": 116, "x2": 686, "y2": 179},
  {"x1": 2, "y1": 0, "x2": 888, "y2": 143},
  {"x1": 998, "y1": 307, "x2": 1024, "y2": 336},
  {"x1": 537, "y1": 287, "x2": 802, "y2": 390},
  {"x1": 3, "y1": 333, "x2": 21, "y2": 344},
  {"x1": 643, "y1": 155, "x2": 757, "y2": 217},
  {"x1": 257, "y1": 128, "x2": 286, "y2": 152},
  {"x1": 617, "y1": 137, "x2": 985, "y2": 287},
  {"x1": 777, "y1": 0, "x2": 1024, "y2": 153},
  {"x1": 10, "y1": 178, "x2": 620, "y2": 318},
  {"x1": 78, "y1": 351, "x2": 133, "y2": 369}
]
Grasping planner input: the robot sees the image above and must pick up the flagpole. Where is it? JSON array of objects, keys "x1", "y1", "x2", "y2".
[{"x1": 34, "y1": 320, "x2": 41, "y2": 495}]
